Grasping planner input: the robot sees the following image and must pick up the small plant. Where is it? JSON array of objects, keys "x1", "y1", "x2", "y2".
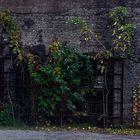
[
  {"x1": 110, "y1": 6, "x2": 128, "y2": 22},
  {"x1": 0, "y1": 103, "x2": 14, "y2": 126}
]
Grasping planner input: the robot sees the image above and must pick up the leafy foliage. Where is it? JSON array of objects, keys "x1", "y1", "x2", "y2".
[
  {"x1": 110, "y1": 6, "x2": 128, "y2": 22},
  {"x1": 31, "y1": 41, "x2": 94, "y2": 116},
  {"x1": 0, "y1": 103, "x2": 14, "y2": 126},
  {"x1": 67, "y1": 6, "x2": 135, "y2": 73},
  {"x1": 0, "y1": 10, "x2": 22, "y2": 62},
  {"x1": 110, "y1": 6, "x2": 135, "y2": 53},
  {"x1": 66, "y1": 18, "x2": 90, "y2": 41},
  {"x1": 0, "y1": 7, "x2": 136, "y2": 126}
]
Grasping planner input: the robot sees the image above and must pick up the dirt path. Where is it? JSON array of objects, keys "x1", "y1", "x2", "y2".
[{"x1": 0, "y1": 130, "x2": 139, "y2": 140}]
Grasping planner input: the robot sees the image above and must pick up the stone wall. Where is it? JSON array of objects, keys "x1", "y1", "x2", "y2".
[
  {"x1": 0, "y1": 0, "x2": 140, "y2": 126},
  {"x1": 0, "y1": 0, "x2": 117, "y2": 53}
]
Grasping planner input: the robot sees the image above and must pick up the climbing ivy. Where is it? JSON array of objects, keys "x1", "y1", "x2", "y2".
[{"x1": 0, "y1": 10, "x2": 22, "y2": 62}]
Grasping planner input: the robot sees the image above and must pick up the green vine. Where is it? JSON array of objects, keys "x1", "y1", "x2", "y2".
[
  {"x1": 110, "y1": 6, "x2": 135, "y2": 53},
  {"x1": 0, "y1": 10, "x2": 22, "y2": 62}
]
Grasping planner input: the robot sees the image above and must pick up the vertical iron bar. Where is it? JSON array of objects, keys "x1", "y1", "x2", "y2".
[
  {"x1": 120, "y1": 60, "x2": 124, "y2": 125},
  {"x1": 0, "y1": 57, "x2": 4, "y2": 103},
  {"x1": 103, "y1": 67, "x2": 106, "y2": 128}
]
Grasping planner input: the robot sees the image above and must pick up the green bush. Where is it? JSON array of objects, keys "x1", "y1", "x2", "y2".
[
  {"x1": 31, "y1": 42, "x2": 94, "y2": 117},
  {"x1": 0, "y1": 103, "x2": 14, "y2": 126}
]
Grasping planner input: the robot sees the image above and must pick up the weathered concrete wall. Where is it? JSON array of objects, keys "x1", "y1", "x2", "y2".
[
  {"x1": 123, "y1": 1, "x2": 140, "y2": 125},
  {"x1": 0, "y1": 0, "x2": 117, "y2": 53},
  {"x1": 0, "y1": 0, "x2": 140, "y2": 126}
]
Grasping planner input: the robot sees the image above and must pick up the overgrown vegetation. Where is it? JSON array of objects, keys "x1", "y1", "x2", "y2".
[
  {"x1": 0, "y1": 6, "x2": 137, "y2": 128},
  {"x1": 31, "y1": 40, "x2": 94, "y2": 121},
  {"x1": 67, "y1": 6, "x2": 135, "y2": 128},
  {"x1": 0, "y1": 10, "x2": 22, "y2": 62},
  {"x1": 67, "y1": 6, "x2": 135, "y2": 61},
  {"x1": 0, "y1": 103, "x2": 14, "y2": 126},
  {"x1": 110, "y1": 6, "x2": 135, "y2": 54},
  {"x1": 0, "y1": 103, "x2": 24, "y2": 127}
]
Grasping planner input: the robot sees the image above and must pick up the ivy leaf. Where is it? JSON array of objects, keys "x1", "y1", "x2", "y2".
[{"x1": 67, "y1": 100, "x2": 76, "y2": 112}]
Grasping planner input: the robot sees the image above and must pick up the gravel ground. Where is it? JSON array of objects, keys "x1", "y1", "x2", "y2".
[{"x1": 0, "y1": 130, "x2": 139, "y2": 140}]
